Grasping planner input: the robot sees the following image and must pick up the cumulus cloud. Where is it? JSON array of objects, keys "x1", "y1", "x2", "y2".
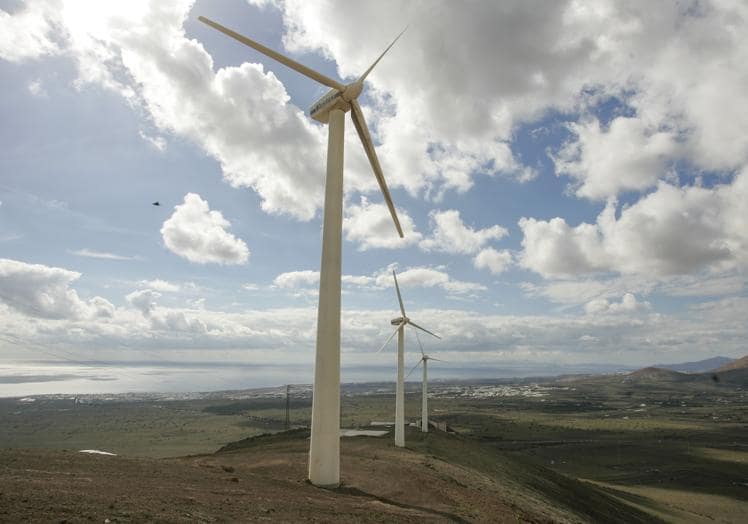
[
  {"x1": 0, "y1": 0, "x2": 61, "y2": 62},
  {"x1": 273, "y1": 270, "x2": 319, "y2": 289},
  {"x1": 519, "y1": 170, "x2": 748, "y2": 278},
  {"x1": 149, "y1": 310, "x2": 207, "y2": 333},
  {"x1": 584, "y1": 293, "x2": 649, "y2": 315},
  {"x1": 419, "y1": 210, "x2": 507, "y2": 255},
  {"x1": 343, "y1": 197, "x2": 421, "y2": 250},
  {"x1": 0, "y1": 258, "x2": 113, "y2": 319},
  {"x1": 554, "y1": 117, "x2": 680, "y2": 199},
  {"x1": 264, "y1": 0, "x2": 748, "y2": 210},
  {"x1": 126, "y1": 289, "x2": 161, "y2": 317},
  {"x1": 161, "y1": 193, "x2": 249, "y2": 265},
  {"x1": 1, "y1": 1, "x2": 330, "y2": 219},
  {"x1": 474, "y1": 248, "x2": 513, "y2": 275}
]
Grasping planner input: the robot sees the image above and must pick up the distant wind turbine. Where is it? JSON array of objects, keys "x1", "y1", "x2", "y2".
[
  {"x1": 199, "y1": 16, "x2": 405, "y2": 487},
  {"x1": 406, "y1": 332, "x2": 444, "y2": 433},
  {"x1": 378, "y1": 270, "x2": 440, "y2": 447}
]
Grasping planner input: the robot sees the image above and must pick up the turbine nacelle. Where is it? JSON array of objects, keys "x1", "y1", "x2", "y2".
[
  {"x1": 390, "y1": 316, "x2": 409, "y2": 326},
  {"x1": 308, "y1": 81, "x2": 364, "y2": 122}
]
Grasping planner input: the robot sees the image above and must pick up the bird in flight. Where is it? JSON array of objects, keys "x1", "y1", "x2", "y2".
[{"x1": 152, "y1": 201, "x2": 160, "y2": 206}]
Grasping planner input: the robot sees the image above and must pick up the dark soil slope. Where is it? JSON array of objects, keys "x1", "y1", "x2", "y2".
[{"x1": 0, "y1": 427, "x2": 661, "y2": 523}]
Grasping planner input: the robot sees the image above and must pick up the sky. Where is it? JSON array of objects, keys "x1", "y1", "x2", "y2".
[{"x1": 1, "y1": 0, "x2": 747, "y2": 396}]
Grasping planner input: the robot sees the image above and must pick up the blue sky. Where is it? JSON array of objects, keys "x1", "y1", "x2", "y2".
[{"x1": 1, "y1": 0, "x2": 747, "y2": 395}]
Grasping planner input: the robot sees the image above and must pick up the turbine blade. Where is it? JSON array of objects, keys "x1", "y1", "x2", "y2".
[
  {"x1": 357, "y1": 26, "x2": 407, "y2": 83},
  {"x1": 349, "y1": 99, "x2": 403, "y2": 237},
  {"x1": 392, "y1": 270, "x2": 407, "y2": 317},
  {"x1": 409, "y1": 320, "x2": 441, "y2": 340},
  {"x1": 414, "y1": 327, "x2": 425, "y2": 358},
  {"x1": 198, "y1": 16, "x2": 345, "y2": 92},
  {"x1": 428, "y1": 357, "x2": 445, "y2": 362},
  {"x1": 376, "y1": 323, "x2": 403, "y2": 353},
  {"x1": 405, "y1": 358, "x2": 423, "y2": 379}
]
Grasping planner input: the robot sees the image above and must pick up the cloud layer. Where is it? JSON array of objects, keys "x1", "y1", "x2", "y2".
[{"x1": 519, "y1": 170, "x2": 748, "y2": 278}]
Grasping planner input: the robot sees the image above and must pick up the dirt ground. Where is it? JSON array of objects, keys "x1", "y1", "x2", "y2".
[{"x1": 0, "y1": 430, "x2": 541, "y2": 523}]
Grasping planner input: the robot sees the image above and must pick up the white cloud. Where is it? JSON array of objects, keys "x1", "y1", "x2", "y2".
[
  {"x1": 138, "y1": 130, "x2": 167, "y2": 151},
  {"x1": 138, "y1": 279, "x2": 180, "y2": 293},
  {"x1": 342, "y1": 274, "x2": 374, "y2": 286},
  {"x1": 3, "y1": 293, "x2": 747, "y2": 368},
  {"x1": 272, "y1": 265, "x2": 484, "y2": 296},
  {"x1": 419, "y1": 209, "x2": 507, "y2": 255},
  {"x1": 519, "y1": 169, "x2": 748, "y2": 278},
  {"x1": 343, "y1": 197, "x2": 421, "y2": 250},
  {"x1": 273, "y1": 270, "x2": 319, "y2": 289},
  {"x1": 126, "y1": 289, "x2": 160, "y2": 317},
  {"x1": 70, "y1": 249, "x2": 140, "y2": 261},
  {"x1": 0, "y1": 0, "x2": 61, "y2": 62},
  {"x1": 660, "y1": 274, "x2": 746, "y2": 298},
  {"x1": 584, "y1": 293, "x2": 649, "y2": 315},
  {"x1": 518, "y1": 215, "x2": 607, "y2": 277},
  {"x1": 1, "y1": 1, "x2": 330, "y2": 220},
  {"x1": 161, "y1": 193, "x2": 249, "y2": 265},
  {"x1": 554, "y1": 116, "x2": 680, "y2": 199},
  {"x1": 6, "y1": 1, "x2": 748, "y2": 216},
  {"x1": 374, "y1": 266, "x2": 485, "y2": 295},
  {"x1": 520, "y1": 276, "x2": 657, "y2": 306},
  {"x1": 474, "y1": 248, "x2": 512, "y2": 275},
  {"x1": 149, "y1": 310, "x2": 207, "y2": 333},
  {"x1": 266, "y1": 1, "x2": 748, "y2": 207},
  {"x1": 27, "y1": 79, "x2": 48, "y2": 97},
  {"x1": 0, "y1": 258, "x2": 113, "y2": 320}
]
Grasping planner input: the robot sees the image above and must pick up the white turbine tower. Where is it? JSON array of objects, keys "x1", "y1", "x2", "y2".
[
  {"x1": 378, "y1": 270, "x2": 440, "y2": 447},
  {"x1": 406, "y1": 335, "x2": 444, "y2": 433},
  {"x1": 199, "y1": 16, "x2": 405, "y2": 488}
]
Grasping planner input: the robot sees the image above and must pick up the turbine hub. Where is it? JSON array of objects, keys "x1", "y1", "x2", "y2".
[
  {"x1": 342, "y1": 81, "x2": 363, "y2": 102},
  {"x1": 390, "y1": 316, "x2": 408, "y2": 325}
]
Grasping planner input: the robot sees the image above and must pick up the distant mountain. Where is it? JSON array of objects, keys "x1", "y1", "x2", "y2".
[
  {"x1": 713, "y1": 354, "x2": 748, "y2": 373},
  {"x1": 708, "y1": 355, "x2": 748, "y2": 385},
  {"x1": 655, "y1": 356, "x2": 734, "y2": 373},
  {"x1": 623, "y1": 367, "x2": 688, "y2": 382}
]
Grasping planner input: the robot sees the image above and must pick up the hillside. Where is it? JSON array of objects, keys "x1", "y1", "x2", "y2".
[
  {"x1": 714, "y1": 354, "x2": 748, "y2": 372},
  {"x1": 623, "y1": 366, "x2": 688, "y2": 382},
  {"x1": 710, "y1": 355, "x2": 748, "y2": 384},
  {"x1": 656, "y1": 356, "x2": 734, "y2": 373},
  {"x1": 0, "y1": 428, "x2": 660, "y2": 523}
]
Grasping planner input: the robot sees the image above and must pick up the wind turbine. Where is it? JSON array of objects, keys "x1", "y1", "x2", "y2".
[
  {"x1": 378, "y1": 270, "x2": 440, "y2": 447},
  {"x1": 406, "y1": 333, "x2": 444, "y2": 433},
  {"x1": 199, "y1": 16, "x2": 405, "y2": 487}
]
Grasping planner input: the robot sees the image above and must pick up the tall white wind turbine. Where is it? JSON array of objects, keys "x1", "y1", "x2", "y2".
[
  {"x1": 406, "y1": 334, "x2": 444, "y2": 433},
  {"x1": 199, "y1": 16, "x2": 405, "y2": 488},
  {"x1": 378, "y1": 270, "x2": 440, "y2": 447}
]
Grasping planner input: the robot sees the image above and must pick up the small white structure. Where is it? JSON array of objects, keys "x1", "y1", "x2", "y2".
[
  {"x1": 199, "y1": 16, "x2": 405, "y2": 488},
  {"x1": 406, "y1": 351, "x2": 444, "y2": 433},
  {"x1": 377, "y1": 271, "x2": 440, "y2": 447}
]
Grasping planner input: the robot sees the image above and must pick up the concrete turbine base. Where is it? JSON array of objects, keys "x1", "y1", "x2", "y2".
[{"x1": 308, "y1": 108, "x2": 345, "y2": 487}]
